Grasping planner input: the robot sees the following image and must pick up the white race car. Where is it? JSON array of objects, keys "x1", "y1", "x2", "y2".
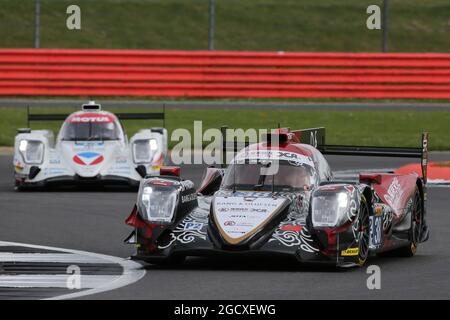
[{"x1": 13, "y1": 101, "x2": 168, "y2": 189}]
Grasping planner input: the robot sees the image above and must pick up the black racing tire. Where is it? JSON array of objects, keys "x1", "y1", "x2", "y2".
[
  {"x1": 14, "y1": 179, "x2": 24, "y2": 191},
  {"x1": 391, "y1": 188, "x2": 423, "y2": 257},
  {"x1": 356, "y1": 195, "x2": 370, "y2": 267}
]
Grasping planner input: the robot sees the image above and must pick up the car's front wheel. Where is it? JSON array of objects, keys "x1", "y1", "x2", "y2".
[{"x1": 14, "y1": 178, "x2": 24, "y2": 191}]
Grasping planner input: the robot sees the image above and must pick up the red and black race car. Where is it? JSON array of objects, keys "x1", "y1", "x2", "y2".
[{"x1": 125, "y1": 127, "x2": 429, "y2": 267}]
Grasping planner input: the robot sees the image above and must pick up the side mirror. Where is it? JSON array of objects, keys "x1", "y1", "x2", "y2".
[{"x1": 160, "y1": 166, "x2": 181, "y2": 177}]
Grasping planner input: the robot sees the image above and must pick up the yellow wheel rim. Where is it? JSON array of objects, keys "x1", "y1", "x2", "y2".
[{"x1": 358, "y1": 257, "x2": 366, "y2": 267}]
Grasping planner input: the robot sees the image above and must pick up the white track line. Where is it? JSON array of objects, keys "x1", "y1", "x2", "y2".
[
  {"x1": 0, "y1": 275, "x2": 120, "y2": 289},
  {"x1": 0, "y1": 241, "x2": 145, "y2": 300},
  {"x1": 0, "y1": 253, "x2": 109, "y2": 263}
]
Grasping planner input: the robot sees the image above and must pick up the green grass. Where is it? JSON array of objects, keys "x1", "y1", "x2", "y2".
[
  {"x1": 1, "y1": 107, "x2": 449, "y2": 150},
  {"x1": 1, "y1": 0, "x2": 449, "y2": 52}
]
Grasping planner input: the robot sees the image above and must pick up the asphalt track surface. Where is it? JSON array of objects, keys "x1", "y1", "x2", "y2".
[
  {"x1": 1, "y1": 152, "x2": 450, "y2": 300},
  {"x1": 1, "y1": 98, "x2": 450, "y2": 111}
]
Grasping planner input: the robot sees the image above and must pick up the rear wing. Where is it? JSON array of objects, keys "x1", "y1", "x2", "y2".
[
  {"x1": 26, "y1": 104, "x2": 166, "y2": 127},
  {"x1": 307, "y1": 128, "x2": 428, "y2": 184},
  {"x1": 219, "y1": 126, "x2": 429, "y2": 183}
]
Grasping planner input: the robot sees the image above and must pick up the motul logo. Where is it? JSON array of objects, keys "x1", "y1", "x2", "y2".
[{"x1": 70, "y1": 116, "x2": 111, "y2": 123}]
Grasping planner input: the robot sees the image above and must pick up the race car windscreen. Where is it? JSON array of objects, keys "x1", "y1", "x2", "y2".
[
  {"x1": 222, "y1": 160, "x2": 317, "y2": 191},
  {"x1": 60, "y1": 121, "x2": 121, "y2": 141}
]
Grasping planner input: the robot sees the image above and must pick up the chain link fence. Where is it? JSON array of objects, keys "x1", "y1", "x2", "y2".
[{"x1": 1, "y1": 0, "x2": 448, "y2": 52}]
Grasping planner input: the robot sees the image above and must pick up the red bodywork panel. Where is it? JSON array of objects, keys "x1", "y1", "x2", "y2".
[
  {"x1": 368, "y1": 173, "x2": 418, "y2": 217},
  {"x1": 125, "y1": 205, "x2": 165, "y2": 242},
  {"x1": 359, "y1": 173, "x2": 382, "y2": 185},
  {"x1": 160, "y1": 166, "x2": 181, "y2": 177},
  {"x1": 125, "y1": 205, "x2": 146, "y2": 228}
]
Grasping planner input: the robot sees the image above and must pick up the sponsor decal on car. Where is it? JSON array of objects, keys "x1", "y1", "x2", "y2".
[
  {"x1": 234, "y1": 150, "x2": 314, "y2": 167},
  {"x1": 49, "y1": 159, "x2": 61, "y2": 165},
  {"x1": 280, "y1": 224, "x2": 303, "y2": 232},
  {"x1": 115, "y1": 156, "x2": 127, "y2": 164},
  {"x1": 232, "y1": 191, "x2": 268, "y2": 198},
  {"x1": 179, "y1": 180, "x2": 195, "y2": 191},
  {"x1": 106, "y1": 165, "x2": 132, "y2": 175},
  {"x1": 341, "y1": 247, "x2": 359, "y2": 256},
  {"x1": 230, "y1": 215, "x2": 246, "y2": 218},
  {"x1": 73, "y1": 152, "x2": 104, "y2": 166},
  {"x1": 74, "y1": 141, "x2": 105, "y2": 147},
  {"x1": 218, "y1": 207, "x2": 268, "y2": 213},
  {"x1": 184, "y1": 222, "x2": 204, "y2": 231},
  {"x1": 182, "y1": 193, "x2": 197, "y2": 203},
  {"x1": 384, "y1": 177, "x2": 404, "y2": 210},
  {"x1": 43, "y1": 167, "x2": 69, "y2": 176},
  {"x1": 213, "y1": 196, "x2": 286, "y2": 244},
  {"x1": 369, "y1": 215, "x2": 383, "y2": 249},
  {"x1": 68, "y1": 113, "x2": 114, "y2": 123}
]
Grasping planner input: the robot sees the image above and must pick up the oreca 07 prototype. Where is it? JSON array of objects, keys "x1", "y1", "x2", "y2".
[
  {"x1": 125, "y1": 127, "x2": 429, "y2": 267},
  {"x1": 13, "y1": 101, "x2": 167, "y2": 189}
]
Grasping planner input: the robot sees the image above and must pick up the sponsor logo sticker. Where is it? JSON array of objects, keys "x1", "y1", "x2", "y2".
[
  {"x1": 115, "y1": 156, "x2": 127, "y2": 164},
  {"x1": 182, "y1": 193, "x2": 197, "y2": 203},
  {"x1": 369, "y1": 215, "x2": 383, "y2": 249},
  {"x1": 384, "y1": 177, "x2": 404, "y2": 210},
  {"x1": 69, "y1": 113, "x2": 114, "y2": 123},
  {"x1": 73, "y1": 152, "x2": 104, "y2": 166},
  {"x1": 184, "y1": 222, "x2": 203, "y2": 231},
  {"x1": 280, "y1": 224, "x2": 303, "y2": 232},
  {"x1": 214, "y1": 195, "x2": 286, "y2": 243},
  {"x1": 234, "y1": 150, "x2": 314, "y2": 167},
  {"x1": 341, "y1": 247, "x2": 359, "y2": 256}
]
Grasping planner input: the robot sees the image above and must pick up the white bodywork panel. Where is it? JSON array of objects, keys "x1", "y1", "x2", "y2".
[{"x1": 13, "y1": 108, "x2": 168, "y2": 187}]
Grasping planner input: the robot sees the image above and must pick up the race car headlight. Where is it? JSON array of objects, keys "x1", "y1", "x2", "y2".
[
  {"x1": 311, "y1": 192, "x2": 350, "y2": 228},
  {"x1": 18, "y1": 140, "x2": 44, "y2": 164},
  {"x1": 138, "y1": 185, "x2": 178, "y2": 223},
  {"x1": 133, "y1": 139, "x2": 158, "y2": 163}
]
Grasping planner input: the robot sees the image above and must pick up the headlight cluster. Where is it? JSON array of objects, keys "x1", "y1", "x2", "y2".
[
  {"x1": 133, "y1": 139, "x2": 158, "y2": 163},
  {"x1": 18, "y1": 140, "x2": 44, "y2": 164},
  {"x1": 137, "y1": 181, "x2": 178, "y2": 223},
  {"x1": 311, "y1": 192, "x2": 351, "y2": 228}
]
